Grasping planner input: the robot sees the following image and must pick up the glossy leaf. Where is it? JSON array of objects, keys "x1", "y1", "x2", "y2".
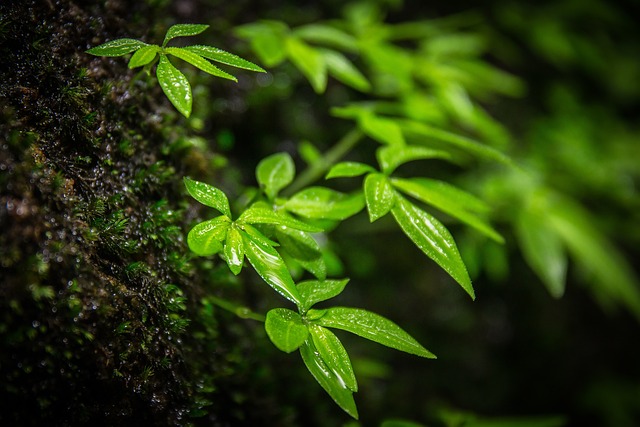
[
  {"x1": 326, "y1": 162, "x2": 375, "y2": 179},
  {"x1": 256, "y1": 152, "x2": 295, "y2": 200},
  {"x1": 238, "y1": 204, "x2": 322, "y2": 232},
  {"x1": 313, "y1": 307, "x2": 435, "y2": 358},
  {"x1": 157, "y1": 54, "x2": 192, "y2": 117},
  {"x1": 377, "y1": 145, "x2": 452, "y2": 174},
  {"x1": 86, "y1": 38, "x2": 147, "y2": 56},
  {"x1": 300, "y1": 340, "x2": 358, "y2": 419},
  {"x1": 321, "y1": 49, "x2": 371, "y2": 92},
  {"x1": 392, "y1": 177, "x2": 504, "y2": 243},
  {"x1": 275, "y1": 228, "x2": 322, "y2": 262},
  {"x1": 309, "y1": 324, "x2": 358, "y2": 392},
  {"x1": 165, "y1": 47, "x2": 237, "y2": 81},
  {"x1": 187, "y1": 216, "x2": 231, "y2": 256},
  {"x1": 285, "y1": 187, "x2": 365, "y2": 220},
  {"x1": 182, "y1": 45, "x2": 266, "y2": 72},
  {"x1": 163, "y1": 23, "x2": 209, "y2": 47},
  {"x1": 286, "y1": 37, "x2": 327, "y2": 93},
  {"x1": 298, "y1": 278, "x2": 349, "y2": 312},
  {"x1": 184, "y1": 177, "x2": 231, "y2": 217},
  {"x1": 265, "y1": 308, "x2": 309, "y2": 353},
  {"x1": 391, "y1": 197, "x2": 474, "y2": 298},
  {"x1": 224, "y1": 226, "x2": 245, "y2": 275},
  {"x1": 364, "y1": 173, "x2": 395, "y2": 222},
  {"x1": 360, "y1": 114, "x2": 405, "y2": 145},
  {"x1": 241, "y1": 227, "x2": 301, "y2": 306},
  {"x1": 128, "y1": 45, "x2": 159, "y2": 68}
]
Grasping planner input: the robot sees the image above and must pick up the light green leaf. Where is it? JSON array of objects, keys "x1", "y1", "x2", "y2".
[
  {"x1": 299, "y1": 140, "x2": 322, "y2": 165},
  {"x1": 187, "y1": 216, "x2": 231, "y2": 256},
  {"x1": 286, "y1": 37, "x2": 327, "y2": 93},
  {"x1": 377, "y1": 145, "x2": 452, "y2": 174},
  {"x1": 163, "y1": 23, "x2": 209, "y2": 47},
  {"x1": 285, "y1": 187, "x2": 365, "y2": 220},
  {"x1": 313, "y1": 307, "x2": 435, "y2": 358},
  {"x1": 321, "y1": 49, "x2": 371, "y2": 92},
  {"x1": 293, "y1": 24, "x2": 359, "y2": 52},
  {"x1": 238, "y1": 204, "x2": 322, "y2": 232},
  {"x1": 391, "y1": 197, "x2": 474, "y2": 298},
  {"x1": 86, "y1": 38, "x2": 148, "y2": 57},
  {"x1": 364, "y1": 173, "x2": 395, "y2": 222},
  {"x1": 275, "y1": 228, "x2": 322, "y2": 262},
  {"x1": 298, "y1": 278, "x2": 349, "y2": 312},
  {"x1": 265, "y1": 308, "x2": 309, "y2": 353},
  {"x1": 157, "y1": 54, "x2": 192, "y2": 117},
  {"x1": 128, "y1": 45, "x2": 159, "y2": 68},
  {"x1": 392, "y1": 177, "x2": 504, "y2": 243},
  {"x1": 182, "y1": 45, "x2": 266, "y2": 72},
  {"x1": 241, "y1": 227, "x2": 301, "y2": 306},
  {"x1": 184, "y1": 177, "x2": 231, "y2": 217},
  {"x1": 300, "y1": 340, "x2": 359, "y2": 419},
  {"x1": 164, "y1": 47, "x2": 237, "y2": 81},
  {"x1": 256, "y1": 152, "x2": 295, "y2": 200},
  {"x1": 360, "y1": 114, "x2": 405, "y2": 145},
  {"x1": 309, "y1": 324, "x2": 358, "y2": 392},
  {"x1": 224, "y1": 226, "x2": 245, "y2": 275},
  {"x1": 234, "y1": 21, "x2": 289, "y2": 67},
  {"x1": 326, "y1": 162, "x2": 375, "y2": 179}
]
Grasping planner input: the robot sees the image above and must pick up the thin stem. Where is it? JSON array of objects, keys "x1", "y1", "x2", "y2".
[
  {"x1": 209, "y1": 295, "x2": 265, "y2": 322},
  {"x1": 282, "y1": 128, "x2": 364, "y2": 197}
]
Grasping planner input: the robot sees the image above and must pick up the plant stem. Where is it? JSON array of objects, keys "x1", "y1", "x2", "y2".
[
  {"x1": 209, "y1": 295, "x2": 265, "y2": 322},
  {"x1": 283, "y1": 128, "x2": 364, "y2": 196}
]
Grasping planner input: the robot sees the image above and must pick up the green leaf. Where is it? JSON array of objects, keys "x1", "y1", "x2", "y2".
[
  {"x1": 238, "y1": 204, "x2": 322, "y2": 232},
  {"x1": 298, "y1": 278, "x2": 349, "y2": 312},
  {"x1": 364, "y1": 173, "x2": 395, "y2": 222},
  {"x1": 184, "y1": 177, "x2": 231, "y2": 217},
  {"x1": 326, "y1": 162, "x2": 375, "y2": 179},
  {"x1": 164, "y1": 47, "x2": 237, "y2": 81},
  {"x1": 265, "y1": 308, "x2": 309, "y2": 353},
  {"x1": 275, "y1": 228, "x2": 322, "y2": 262},
  {"x1": 163, "y1": 23, "x2": 209, "y2": 47},
  {"x1": 128, "y1": 45, "x2": 159, "y2": 68},
  {"x1": 293, "y1": 24, "x2": 359, "y2": 52},
  {"x1": 321, "y1": 49, "x2": 371, "y2": 92},
  {"x1": 377, "y1": 145, "x2": 452, "y2": 174},
  {"x1": 391, "y1": 197, "x2": 474, "y2": 298},
  {"x1": 392, "y1": 177, "x2": 504, "y2": 243},
  {"x1": 285, "y1": 187, "x2": 365, "y2": 220},
  {"x1": 187, "y1": 216, "x2": 231, "y2": 256},
  {"x1": 224, "y1": 226, "x2": 245, "y2": 275},
  {"x1": 241, "y1": 227, "x2": 301, "y2": 306},
  {"x1": 256, "y1": 152, "x2": 295, "y2": 200},
  {"x1": 234, "y1": 21, "x2": 289, "y2": 67},
  {"x1": 309, "y1": 324, "x2": 358, "y2": 392},
  {"x1": 313, "y1": 307, "x2": 435, "y2": 358},
  {"x1": 86, "y1": 38, "x2": 148, "y2": 57},
  {"x1": 286, "y1": 37, "x2": 327, "y2": 93},
  {"x1": 157, "y1": 54, "x2": 192, "y2": 117},
  {"x1": 182, "y1": 45, "x2": 266, "y2": 72},
  {"x1": 360, "y1": 114, "x2": 405, "y2": 145},
  {"x1": 300, "y1": 340, "x2": 359, "y2": 419}
]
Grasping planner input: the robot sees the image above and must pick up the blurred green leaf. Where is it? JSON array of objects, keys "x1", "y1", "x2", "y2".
[
  {"x1": 256, "y1": 152, "x2": 295, "y2": 200},
  {"x1": 326, "y1": 161, "x2": 376, "y2": 179},
  {"x1": 286, "y1": 37, "x2": 327, "y2": 93},
  {"x1": 293, "y1": 24, "x2": 359, "y2": 52},
  {"x1": 321, "y1": 49, "x2": 371, "y2": 92},
  {"x1": 377, "y1": 144, "x2": 452, "y2": 174},
  {"x1": 360, "y1": 114, "x2": 405, "y2": 145},
  {"x1": 234, "y1": 21, "x2": 289, "y2": 67}
]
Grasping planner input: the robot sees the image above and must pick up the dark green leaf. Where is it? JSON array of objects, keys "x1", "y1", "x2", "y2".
[
  {"x1": 298, "y1": 278, "x2": 349, "y2": 312},
  {"x1": 314, "y1": 307, "x2": 435, "y2": 358},
  {"x1": 391, "y1": 197, "x2": 474, "y2": 298},
  {"x1": 265, "y1": 308, "x2": 308, "y2": 353},
  {"x1": 86, "y1": 38, "x2": 147, "y2": 57},
  {"x1": 182, "y1": 45, "x2": 266, "y2": 72},
  {"x1": 224, "y1": 226, "x2": 245, "y2": 275},
  {"x1": 187, "y1": 216, "x2": 231, "y2": 256},
  {"x1": 309, "y1": 324, "x2": 358, "y2": 391},
  {"x1": 256, "y1": 152, "x2": 295, "y2": 200},
  {"x1": 364, "y1": 173, "x2": 395, "y2": 222},
  {"x1": 286, "y1": 37, "x2": 327, "y2": 93},
  {"x1": 275, "y1": 227, "x2": 322, "y2": 262},
  {"x1": 157, "y1": 54, "x2": 192, "y2": 117},
  {"x1": 321, "y1": 49, "x2": 371, "y2": 92},
  {"x1": 377, "y1": 145, "x2": 452, "y2": 174},
  {"x1": 326, "y1": 162, "x2": 375, "y2": 179},
  {"x1": 165, "y1": 47, "x2": 237, "y2": 81},
  {"x1": 128, "y1": 45, "x2": 159, "y2": 68},
  {"x1": 184, "y1": 177, "x2": 231, "y2": 217},
  {"x1": 238, "y1": 204, "x2": 322, "y2": 232},
  {"x1": 285, "y1": 187, "x2": 365, "y2": 220},
  {"x1": 163, "y1": 24, "x2": 209, "y2": 47}
]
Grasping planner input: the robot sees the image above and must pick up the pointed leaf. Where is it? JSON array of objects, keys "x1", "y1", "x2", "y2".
[
  {"x1": 234, "y1": 21, "x2": 289, "y2": 67},
  {"x1": 163, "y1": 23, "x2": 209, "y2": 47},
  {"x1": 364, "y1": 173, "x2": 395, "y2": 222},
  {"x1": 238, "y1": 204, "x2": 322, "y2": 232},
  {"x1": 275, "y1": 228, "x2": 322, "y2": 262},
  {"x1": 293, "y1": 24, "x2": 359, "y2": 52},
  {"x1": 300, "y1": 340, "x2": 359, "y2": 419},
  {"x1": 86, "y1": 38, "x2": 148, "y2": 57},
  {"x1": 313, "y1": 307, "x2": 435, "y2": 358},
  {"x1": 157, "y1": 54, "x2": 192, "y2": 117},
  {"x1": 128, "y1": 45, "x2": 159, "y2": 68},
  {"x1": 360, "y1": 114, "x2": 405, "y2": 145},
  {"x1": 165, "y1": 47, "x2": 237, "y2": 81},
  {"x1": 293, "y1": 256, "x2": 327, "y2": 281},
  {"x1": 187, "y1": 216, "x2": 231, "y2": 256},
  {"x1": 377, "y1": 145, "x2": 452, "y2": 174},
  {"x1": 285, "y1": 187, "x2": 365, "y2": 220},
  {"x1": 241, "y1": 227, "x2": 301, "y2": 306},
  {"x1": 298, "y1": 279, "x2": 349, "y2": 312},
  {"x1": 256, "y1": 152, "x2": 295, "y2": 200},
  {"x1": 321, "y1": 49, "x2": 370, "y2": 92},
  {"x1": 184, "y1": 177, "x2": 231, "y2": 217},
  {"x1": 391, "y1": 197, "x2": 474, "y2": 298},
  {"x1": 224, "y1": 226, "x2": 245, "y2": 275},
  {"x1": 309, "y1": 325, "x2": 358, "y2": 392},
  {"x1": 326, "y1": 162, "x2": 375, "y2": 179},
  {"x1": 286, "y1": 37, "x2": 327, "y2": 93},
  {"x1": 265, "y1": 308, "x2": 308, "y2": 353},
  {"x1": 182, "y1": 45, "x2": 265, "y2": 72}
]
